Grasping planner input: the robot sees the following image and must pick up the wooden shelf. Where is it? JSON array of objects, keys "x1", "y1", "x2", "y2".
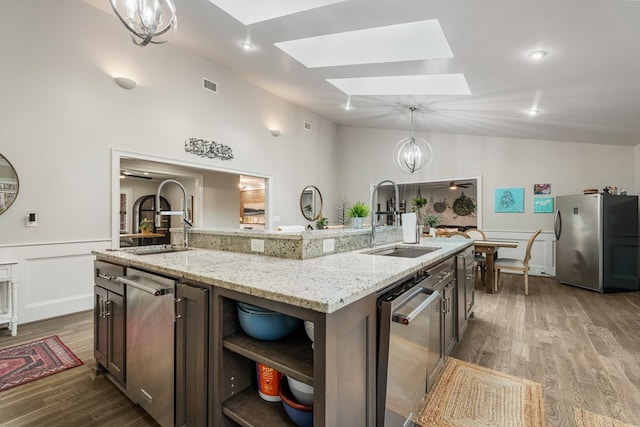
[
  {"x1": 223, "y1": 329, "x2": 314, "y2": 384},
  {"x1": 222, "y1": 387, "x2": 296, "y2": 427}
]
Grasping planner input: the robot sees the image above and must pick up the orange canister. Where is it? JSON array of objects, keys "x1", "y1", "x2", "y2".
[{"x1": 256, "y1": 362, "x2": 282, "y2": 402}]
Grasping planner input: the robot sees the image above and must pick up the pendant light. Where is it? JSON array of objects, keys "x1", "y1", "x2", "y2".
[
  {"x1": 392, "y1": 107, "x2": 433, "y2": 174},
  {"x1": 110, "y1": 0, "x2": 177, "y2": 47}
]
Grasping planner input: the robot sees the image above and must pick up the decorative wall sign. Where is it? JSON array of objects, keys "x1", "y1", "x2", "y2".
[
  {"x1": 533, "y1": 183, "x2": 551, "y2": 194},
  {"x1": 534, "y1": 197, "x2": 554, "y2": 213},
  {"x1": 495, "y1": 188, "x2": 524, "y2": 213},
  {"x1": 184, "y1": 138, "x2": 233, "y2": 161}
]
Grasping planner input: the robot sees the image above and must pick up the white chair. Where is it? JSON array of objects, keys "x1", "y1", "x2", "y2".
[
  {"x1": 494, "y1": 229, "x2": 542, "y2": 295},
  {"x1": 465, "y1": 228, "x2": 488, "y2": 287}
]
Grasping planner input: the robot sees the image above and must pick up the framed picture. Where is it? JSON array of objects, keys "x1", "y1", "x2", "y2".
[
  {"x1": 534, "y1": 197, "x2": 554, "y2": 213},
  {"x1": 534, "y1": 183, "x2": 551, "y2": 194},
  {"x1": 495, "y1": 188, "x2": 525, "y2": 213}
]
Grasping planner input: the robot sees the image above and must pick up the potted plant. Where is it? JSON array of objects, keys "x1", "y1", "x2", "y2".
[
  {"x1": 316, "y1": 217, "x2": 329, "y2": 230},
  {"x1": 139, "y1": 217, "x2": 153, "y2": 234},
  {"x1": 424, "y1": 215, "x2": 441, "y2": 234},
  {"x1": 411, "y1": 194, "x2": 428, "y2": 226},
  {"x1": 347, "y1": 201, "x2": 370, "y2": 229}
]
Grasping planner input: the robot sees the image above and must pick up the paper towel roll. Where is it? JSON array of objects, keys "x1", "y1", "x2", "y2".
[
  {"x1": 276, "y1": 225, "x2": 305, "y2": 232},
  {"x1": 402, "y1": 213, "x2": 419, "y2": 243}
]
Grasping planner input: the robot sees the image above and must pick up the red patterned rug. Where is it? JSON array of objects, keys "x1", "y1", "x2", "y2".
[{"x1": 0, "y1": 335, "x2": 83, "y2": 392}]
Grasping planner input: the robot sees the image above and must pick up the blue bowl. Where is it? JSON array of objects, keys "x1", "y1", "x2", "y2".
[
  {"x1": 237, "y1": 306, "x2": 300, "y2": 341},
  {"x1": 279, "y1": 375, "x2": 313, "y2": 427}
]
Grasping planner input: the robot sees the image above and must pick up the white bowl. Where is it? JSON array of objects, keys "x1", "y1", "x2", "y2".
[
  {"x1": 286, "y1": 375, "x2": 314, "y2": 407},
  {"x1": 304, "y1": 320, "x2": 314, "y2": 343}
]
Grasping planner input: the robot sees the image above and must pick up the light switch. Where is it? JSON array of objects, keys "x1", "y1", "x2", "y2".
[{"x1": 26, "y1": 213, "x2": 37, "y2": 227}]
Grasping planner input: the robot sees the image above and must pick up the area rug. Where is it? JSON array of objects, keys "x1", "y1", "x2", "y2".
[
  {"x1": 575, "y1": 408, "x2": 639, "y2": 427},
  {"x1": 0, "y1": 335, "x2": 83, "y2": 392},
  {"x1": 416, "y1": 357, "x2": 547, "y2": 426}
]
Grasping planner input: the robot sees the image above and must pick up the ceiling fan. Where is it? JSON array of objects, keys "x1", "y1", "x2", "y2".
[
  {"x1": 120, "y1": 170, "x2": 152, "y2": 180},
  {"x1": 448, "y1": 181, "x2": 474, "y2": 189}
]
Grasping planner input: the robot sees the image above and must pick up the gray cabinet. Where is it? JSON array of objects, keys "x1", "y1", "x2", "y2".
[
  {"x1": 94, "y1": 261, "x2": 126, "y2": 385},
  {"x1": 212, "y1": 288, "x2": 376, "y2": 427},
  {"x1": 456, "y1": 247, "x2": 476, "y2": 341},
  {"x1": 175, "y1": 282, "x2": 210, "y2": 427},
  {"x1": 443, "y1": 279, "x2": 456, "y2": 356}
]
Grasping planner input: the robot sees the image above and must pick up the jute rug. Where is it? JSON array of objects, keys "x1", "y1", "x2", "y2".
[
  {"x1": 575, "y1": 408, "x2": 640, "y2": 427},
  {"x1": 416, "y1": 357, "x2": 547, "y2": 426},
  {"x1": 0, "y1": 335, "x2": 83, "y2": 392}
]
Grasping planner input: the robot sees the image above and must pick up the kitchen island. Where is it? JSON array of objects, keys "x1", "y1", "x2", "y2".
[{"x1": 93, "y1": 237, "x2": 473, "y2": 427}]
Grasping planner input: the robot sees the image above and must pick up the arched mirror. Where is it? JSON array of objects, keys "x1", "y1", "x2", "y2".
[
  {"x1": 0, "y1": 153, "x2": 18, "y2": 215},
  {"x1": 300, "y1": 185, "x2": 323, "y2": 221}
]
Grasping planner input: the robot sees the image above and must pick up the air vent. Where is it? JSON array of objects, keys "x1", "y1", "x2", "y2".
[
  {"x1": 203, "y1": 78, "x2": 218, "y2": 93},
  {"x1": 303, "y1": 121, "x2": 312, "y2": 131}
]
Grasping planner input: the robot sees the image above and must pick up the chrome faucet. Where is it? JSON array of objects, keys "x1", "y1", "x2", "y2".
[
  {"x1": 370, "y1": 179, "x2": 400, "y2": 247},
  {"x1": 156, "y1": 179, "x2": 193, "y2": 248}
]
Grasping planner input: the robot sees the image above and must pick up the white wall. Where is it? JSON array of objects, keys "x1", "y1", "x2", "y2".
[
  {"x1": 0, "y1": 0, "x2": 338, "y2": 324},
  {"x1": 337, "y1": 126, "x2": 637, "y2": 276}
]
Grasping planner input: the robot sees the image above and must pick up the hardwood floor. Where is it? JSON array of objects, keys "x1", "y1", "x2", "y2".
[
  {"x1": 0, "y1": 275, "x2": 638, "y2": 426},
  {"x1": 0, "y1": 310, "x2": 158, "y2": 427},
  {"x1": 453, "y1": 274, "x2": 640, "y2": 426}
]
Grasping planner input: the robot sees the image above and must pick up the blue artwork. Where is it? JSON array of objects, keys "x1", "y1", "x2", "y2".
[
  {"x1": 495, "y1": 188, "x2": 525, "y2": 213},
  {"x1": 534, "y1": 197, "x2": 554, "y2": 213}
]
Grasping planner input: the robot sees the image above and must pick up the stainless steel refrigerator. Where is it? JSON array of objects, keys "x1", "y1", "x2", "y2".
[{"x1": 554, "y1": 193, "x2": 639, "y2": 292}]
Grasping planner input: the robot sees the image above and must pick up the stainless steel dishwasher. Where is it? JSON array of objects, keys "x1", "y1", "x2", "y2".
[
  {"x1": 377, "y1": 263, "x2": 448, "y2": 427},
  {"x1": 117, "y1": 268, "x2": 176, "y2": 427}
]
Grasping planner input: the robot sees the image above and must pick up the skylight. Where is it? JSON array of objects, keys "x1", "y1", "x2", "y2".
[
  {"x1": 208, "y1": 0, "x2": 347, "y2": 25},
  {"x1": 326, "y1": 74, "x2": 472, "y2": 96},
  {"x1": 274, "y1": 19, "x2": 453, "y2": 68}
]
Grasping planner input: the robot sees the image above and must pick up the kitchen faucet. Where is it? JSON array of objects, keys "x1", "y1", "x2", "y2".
[
  {"x1": 370, "y1": 179, "x2": 400, "y2": 248},
  {"x1": 156, "y1": 179, "x2": 193, "y2": 248}
]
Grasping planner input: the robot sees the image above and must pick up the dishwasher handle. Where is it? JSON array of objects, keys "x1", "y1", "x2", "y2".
[
  {"x1": 116, "y1": 276, "x2": 172, "y2": 296},
  {"x1": 392, "y1": 288, "x2": 440, "y2": 325}
]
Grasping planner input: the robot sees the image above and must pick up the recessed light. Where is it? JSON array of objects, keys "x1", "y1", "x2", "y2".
[
  {"x1": 528, "y1": 108, "x2": 540, "y2": 116},
  {"x1": 528, "y1": 50, "x2": 547, "y2": 60},
  {"x1": 240, "y1": 41, "x2": 253, "y2": 50}
]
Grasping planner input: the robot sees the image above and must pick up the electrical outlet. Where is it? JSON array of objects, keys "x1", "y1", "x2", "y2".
[
  {"x1": 323, "y1": 239, "x2": 335, "y2": 254},
  {"x1": 251, "y1": 239, "x2": 265, "y2": 253}
]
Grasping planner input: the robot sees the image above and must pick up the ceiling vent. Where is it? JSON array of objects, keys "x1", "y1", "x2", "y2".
[
  {"x1": 203, "y1": 78, "x2": 218, "y2": 93},
  {"x1": 304, "y1": 121, "x2": 312, "y2": 131}
]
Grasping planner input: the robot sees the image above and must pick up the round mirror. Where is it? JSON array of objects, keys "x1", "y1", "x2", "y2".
[
  {"x1": 300, "y1": 185, "x2": 323, "y2": 221},
  {"x1": 0, "y1": 153, "x2": 18, "y2": 215}
]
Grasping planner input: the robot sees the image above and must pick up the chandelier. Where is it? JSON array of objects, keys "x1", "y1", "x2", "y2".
[
  {"x1": 392, "y1": 107, "x2": 433, "y2": 174},
  {"x1": 110, "y1": 0, "x2": 177, "y2": 47}
]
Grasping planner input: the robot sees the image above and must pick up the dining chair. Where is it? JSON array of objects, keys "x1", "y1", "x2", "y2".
[
  {"x1": 494, "y1": 229, "x2": 542, "y2": 295},
  {"x1": 464, "y1": 228, "x2": 488, "y2": 287},
  {"x1": 445, "y1": 231, "x2": 470, "y2": 238}
]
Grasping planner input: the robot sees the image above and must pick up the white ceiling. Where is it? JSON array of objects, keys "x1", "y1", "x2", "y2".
[{"x1": 87, "y1": 0, "x2": 640, "y2": 146}]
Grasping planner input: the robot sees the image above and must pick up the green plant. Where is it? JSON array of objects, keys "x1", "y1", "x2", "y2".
[
  {"x1": 347, "y1": 201, "x2": 370, "y2": 218},
  {"x1": 139, "y1": 217, "x2": 153, "y2": 232},
  {"x1": 316, "y1": 217, "x2": 329, "y2": 229},
  {"x1": 424, "y1": 215, "x2": 441, "y2": 228},
  {"x1": 411, "y1": 195, "x2": 427, "y2": 212}
]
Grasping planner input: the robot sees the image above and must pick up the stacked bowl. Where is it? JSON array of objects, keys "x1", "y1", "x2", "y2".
[
  {"x1": 279, "y1": 375, "x2": 313, "y2": 427},
  {"x1": 237, "y1": 301, "x2": 300, "y2": 341}
]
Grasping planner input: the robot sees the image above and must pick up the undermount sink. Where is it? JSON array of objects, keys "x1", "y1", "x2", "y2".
[
  {"x1": 366, "y1": 246, "x2": 440, "y2": 258},
  {"x1": 124, "y1": 245, "x2": 191, "y2": 255}
]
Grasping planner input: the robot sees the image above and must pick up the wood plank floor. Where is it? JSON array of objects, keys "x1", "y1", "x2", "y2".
[
  {"x1": 453, "y1": 274, "x2": 640, "y2": 426},
  {"x1": 0, "y1": 274, "x2": 638, "y2": 426}
]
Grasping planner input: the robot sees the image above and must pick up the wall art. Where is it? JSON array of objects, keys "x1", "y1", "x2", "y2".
[
  {"x1": 534, "y1": 196, "x2": 554, "y2": 213},
  {"x1": 185, "y1": 137, "x2": 233, "y2": 160},
  {"x1": 495, "y1": 187, "x2": 524, "y2": 213},
  {"x1": 533, "y1": 183, "x2": 551, "y2": 194}
]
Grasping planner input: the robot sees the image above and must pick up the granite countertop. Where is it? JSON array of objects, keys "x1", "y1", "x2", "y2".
[{"x1": 93, "y1": 238, "x2": 472, "y2": 314}]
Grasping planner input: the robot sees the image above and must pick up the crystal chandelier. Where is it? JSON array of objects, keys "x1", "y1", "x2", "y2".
[
  {"x1": 393, "y1": 107, "x2": 433, "y2": 174},
  {"x1": 110, "y1": 0, "x2": 177, "y2": 47}
]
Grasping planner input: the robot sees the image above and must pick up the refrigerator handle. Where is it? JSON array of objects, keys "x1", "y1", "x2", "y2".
[{"x1": 554, "y1": 210, "x2": 561, "y2": 239}]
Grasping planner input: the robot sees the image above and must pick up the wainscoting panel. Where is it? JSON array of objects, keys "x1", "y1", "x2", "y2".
[
  {"x1": 483, "y1": 230, "x2": 556, "y2": 278},
  {"x1": 0, "y1": 240, "x2": 111, "y2": 325}
]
